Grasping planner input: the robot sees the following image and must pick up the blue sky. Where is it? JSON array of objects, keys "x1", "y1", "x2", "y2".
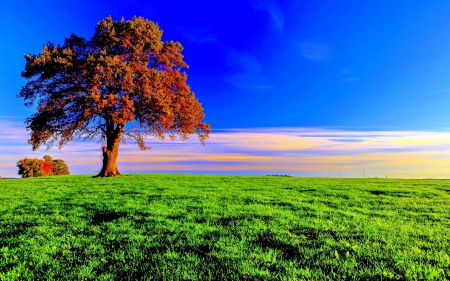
[{"x1": 1, "y1": 0, "x2": 450, "y2": 178}]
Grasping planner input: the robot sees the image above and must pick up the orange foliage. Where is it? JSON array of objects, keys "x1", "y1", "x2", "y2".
[
  {"x1": 18, "y1": 16, "x2": 210, "y2": 176},
  {"x1": 17, "y1": 156, "x2": 69, "y2": 178},
  {"x1": 41, "y1": 161, "x2": 54, "y2": 176}
]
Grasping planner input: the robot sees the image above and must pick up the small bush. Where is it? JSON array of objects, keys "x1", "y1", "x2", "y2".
[
  {"x1": 17, "y1": 158, "x2": 43, "y2": 178},
  {"x1": 52, "y1": 159, "x2": 70, "y2": 175},
  {"x1": 17, "y1": 156, "x2": 70, "y2": 178}
]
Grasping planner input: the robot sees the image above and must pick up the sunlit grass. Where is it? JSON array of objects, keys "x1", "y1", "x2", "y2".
[{"x1": 1, "y1": 174, "x2": 449, "y2": 280}]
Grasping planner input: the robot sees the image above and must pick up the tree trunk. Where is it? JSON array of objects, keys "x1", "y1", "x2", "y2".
[{"x1": 96, "y1": 134, "x2": 122, "y2": 177}]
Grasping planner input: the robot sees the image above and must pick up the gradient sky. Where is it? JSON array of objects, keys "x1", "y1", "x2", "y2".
[{"x1": 1, "y1": 1, "x2": 450, "y2": 178}]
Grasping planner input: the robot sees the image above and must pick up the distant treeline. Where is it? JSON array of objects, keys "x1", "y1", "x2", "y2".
[
  {"x1": 17, "y1": 155, "x2": 70, "y2": 178},
  {"x1": 266, "y1": 175, "x2": 291, "y2": 177}
]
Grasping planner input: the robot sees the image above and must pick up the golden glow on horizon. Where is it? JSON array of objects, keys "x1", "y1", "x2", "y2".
[
  {"x1": 2, "y1": 121, "x2": 450, "y2": 178},
  {"x1": 392, "y1": 135, "x2": 450, "y2": 146},
  {"x1": 207, "y1": 133, "x2": 320, "y2": 150}
]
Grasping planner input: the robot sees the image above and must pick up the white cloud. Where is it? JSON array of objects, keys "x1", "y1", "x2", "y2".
[
  {"x1": 339, "y1": 68, "x2": 360, "y2": 82},
  {"x1": 225, "y1": 50, "x2": 272, "y2": 90},
  {"x1": 0, "y1": 118, "x2": 29, "y2": 144},
  {"x1": 227, "y1": 50, "x2": 262, "y2": 73},
  {"x1": 2, "y1": 116, "x2": 450, "y2": 179},
  {"x1": 299, "y1": 41, "x2": 333, "y2": 62},
  {"x1": 178, "y1": 27, "x2": 216, "y2": 44},
  {"x1": 251, "y1": 0, "x2": 285, "y2": 33},
  {"x1": 339, "y1": 76, "x2": 360, "y2": 82},
  {"x1": 422, "y1": 87, "x2": 450, "y2": 95},
  {"x1": 341, "y1": 68, "x2": 352, "y2": 75}
]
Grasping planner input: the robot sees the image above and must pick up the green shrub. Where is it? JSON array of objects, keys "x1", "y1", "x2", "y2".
[
  {"x1": 52, "y1": 159, "x2": 70, "y2": 175},
  {"x1": 16, "y1": 158, "x2": 43, "y2": 178},
  {"x1": 16, "y1": 156, "x2": 70, "y2": 178}
]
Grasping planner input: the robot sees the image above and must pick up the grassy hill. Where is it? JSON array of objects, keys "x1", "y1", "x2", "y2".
[{"x1": 1, "y1": 174, "x2": 449, "y2": 280}]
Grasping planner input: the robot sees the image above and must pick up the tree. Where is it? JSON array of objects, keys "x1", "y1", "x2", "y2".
[
  {"x1": 42, "y1": 154, "x2": 54, "y2": 176},
  {"x1": 18, "y1": 16, "x2": 210, "y2": 177},
  {"x1": 41, "y1": 161, "x2": 54, "y2": 176},
  {"x1": 17, "y1": 156, "x2": 70, "y2": 178},
  {"x1": 52, "y1": 159, "x2": 70, "y2": 175},
  {"x1": 43, "y1": 155, "x2": 53, "y2": 162},
  {"x1": 17, "y1": 158, "x2": 43, "y2": 178}
]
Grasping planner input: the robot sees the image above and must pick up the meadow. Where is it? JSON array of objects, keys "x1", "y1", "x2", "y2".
[{"x1": 0, "y1": 174, "x2": 449, "y2": 280}]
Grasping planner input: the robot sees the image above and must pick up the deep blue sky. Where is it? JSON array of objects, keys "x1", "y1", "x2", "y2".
[
  {"x1": 1, "y1": 0, "x2": 450, "y2": 130},
  {"x1": 2, "y1": 1, "x2": 450, "y2": 178}
]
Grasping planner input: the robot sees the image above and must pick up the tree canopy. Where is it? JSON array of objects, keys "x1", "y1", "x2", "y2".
[
  {"x1": 17, "y1": 155, "x2": 70, "y2": 178},
  {"x1": 18, "y1": 16, "x2": 210, "y2": 176}
]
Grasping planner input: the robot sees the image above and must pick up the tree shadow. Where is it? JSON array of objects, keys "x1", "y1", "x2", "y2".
[{"x1": 91, "y1": 210, "x2": 127, "y2": 224}]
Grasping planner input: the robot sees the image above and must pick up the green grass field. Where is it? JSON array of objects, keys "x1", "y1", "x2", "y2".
[{"x1": 1, "y1": 174, "x2": 449, "y2": 280}]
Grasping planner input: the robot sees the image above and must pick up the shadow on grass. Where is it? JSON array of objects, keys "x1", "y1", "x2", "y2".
[
  {"x1": 0, "y1": 222, "x2": 38, "y2": 247},
  {"x1": 148, "y1": 194, "x2": 163, "y2": 202},
  {"x1": 91, "y1": 210, "x2": 127, "y2": 224},
  {"x1": 369, "y1": 190, "x2": 412, "y2": 197},
  {"x1": 243, "y1": 198, "x2": 298, "y2": 210},
  {"x1": 295, "y1": 188, "x2": 317, "y2": 192},
  {"x1": 119, "y1": 191, "x2": 144, "y2": 196},
  {"x1": 253, "y1": 230, "x2": 301, "y2": 261}
]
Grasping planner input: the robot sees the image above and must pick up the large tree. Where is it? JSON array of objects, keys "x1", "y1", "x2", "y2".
[{"x1": 18, "y1": 16, "x2": 210, "y2": 177}]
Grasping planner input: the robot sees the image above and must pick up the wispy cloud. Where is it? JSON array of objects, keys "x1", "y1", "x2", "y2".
[
  {"x1": 251, "y1": 0, "x2": 285, "y2": 33},
  {"x1": 299, "y1": 41, "x2": 333, "y2": 62},
  {"x1": 422, "y1": 87, "x2": 450, "y2": 95},
  {"x1": 225, "y1": 50, "x2": 272, "y2": 90},
  {"x1": 178, "y1": 27, "x2": 217, "y2": 44},
  {"x1": 2, "y1": 116, "x2": 450, "y2": 178},
  {"x1": 0, "y1": 118, "x2": 29, "y2": 144},
  {"x1": 339, "y1": 68, "x2": 360, "y2": 82},
  {"x1": 227, "y1": 50, "x2": 262, "y2": 74},
  {"x1": 339, "y1": 76, "x2": 360, "y2": 82},
  {"x1": 341, "y1": 68, "x2": 352, "y2": 75}
]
